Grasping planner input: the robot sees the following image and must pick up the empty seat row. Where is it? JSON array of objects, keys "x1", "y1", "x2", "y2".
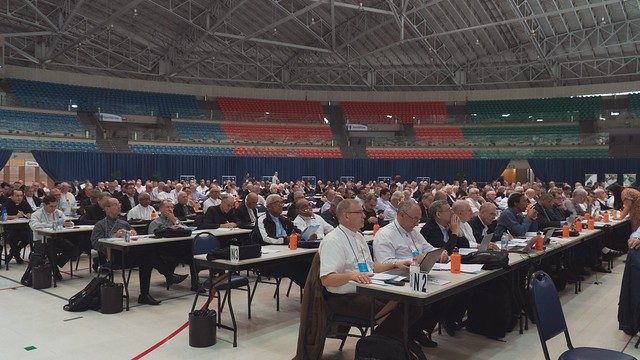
[
  {"x1": 234, "y1": 147, "x2": 341, "y2": 158},
  {"x1": 219, "y1": 123, "x2": 333, "y2": 143},
  {"x1": 343, "y1": 101, "x2": 448, "y2": 124},
  {"x1": 0, "y1": 137, "x2": 97, "y2": 152},
  {"x1": 367, "y1": 149, "x2": 473, "y2": 159},
  {"x1": 174, "y1": 122, "x2": 225, "y2": 141},
  {"x1": 130, "y1": 144, "x2": 234, "y2": 156},
  {"x1": 467, "y1": 97, "x2": 602, "y2": 122},
  {"x1": 473, "y1": 148, "x2": 610, "y2": 159},
  {"x1": 217, "y1": 97, "x2": 324, "y2": 123},
  {"x1": 7, "y1": 78, "x2": 202, "y2": 117},
  {"x1": 0, "y1": 108, "x2": 87, "y2": 137}
]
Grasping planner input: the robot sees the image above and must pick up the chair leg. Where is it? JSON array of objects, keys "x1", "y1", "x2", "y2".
[
  {"x1": 216, "y1": 290, "x2": 222, "y2": 324},
  {"x1": 275, "y1": 278, "x2": 282, "y2": 311},
  {"x1": 220, "y1": 290, "x2": 229, "y2": 314},
  {"x1": 286, "y1": 279, "x2": 293, "y2": 297},
  {"x1": 249, "y1": 275, "x2": 260, "y2": 308},
  {"x1": 246, "y1": 284, "x2": 252, "y2": 319},
  {"x1": 635, "y1": 334, "x2": 640, "y2": 349}
]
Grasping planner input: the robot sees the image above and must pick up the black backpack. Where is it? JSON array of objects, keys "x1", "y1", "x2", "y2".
[
  {"x1": 462, "y1": 251, "x2": 509, "y2": 270},
  {"x1": 20, "y1": 241, "x2": 48, "y2": 287},
  {"x1": 465, "y1": 278, "x2": 514, "y2": 339},
  {"x1": 355, "y1": 334, "x2": 426, "y2": 360},
  {"x1": 63, "y1": 272, "x2": 112, "y2": 312}
]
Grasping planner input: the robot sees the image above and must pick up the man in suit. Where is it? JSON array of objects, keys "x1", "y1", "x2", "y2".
[
  {"x1": 237, "y1": 192, "x2": 259, "y2": 229},
  {"x1": 77, "y1": 192, "x2": 110, "y2": 225},
  {"x1": 4, "y1": 189, "x2": 33, "y2": 264},
  {"x1": 23, "y1": 185, "x2": 42, "y2": 212},
  {"x1": 419, "y1": 192, "x2": 434, "y2": 223},
  {"x1": 321, "y1": 195, "x2": 343, "y2": 228},
  {"x1": 106, "y1": 180, "x2": 122, "y2": 198},
  {"x1": 286, "y1": 190, "x2": 305, "y2": 221},
  {"x1": 173, "y1": 191, "x2": 195, "y2": 221},
  {"x1": 361, "y1": 193, "x2": 381, "y2": 231},
  {"x1": 534, "y1": 192, "x2": 565, "y2": 230},
  {"x1": 119, "y1": 182, "x2": 139, "y2": 213},
  {"x1": 198, "y1": 193, "x2": 238, "y2": 229},
  {"x1": 254, "y1": 194, "x2": 309, "y2": 287},
  {"x1": 469, "y1": 202, "x2": 498, "y2": 245},
  {"x1": 420, "y1": 200, "x2": 469, "y2": 255}
]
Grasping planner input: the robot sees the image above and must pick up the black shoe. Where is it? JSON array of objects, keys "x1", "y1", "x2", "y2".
[
  {"x1": 412, "y1": 331, "x2": 437, "y2": 348},
  {"x1": 591, "y1": 265, "x2": 612, "y2": 273},
  {"x1": 166, "y1": 274, "x2": 189, "y2": 289},
  {"x1": 138, "y1": 294, "x2": 161, "y2": 305}
]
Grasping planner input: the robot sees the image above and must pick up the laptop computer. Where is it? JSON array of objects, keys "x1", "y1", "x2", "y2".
[
  {"x1": 478, "y1": 233, "x2": 494, "y2": 252},
  {"x1": 385, "y1": 248, "x2": 444, "y2": 277},
  {"x1": 508, "y1": 231, "x2": 552, "y2": 253}
]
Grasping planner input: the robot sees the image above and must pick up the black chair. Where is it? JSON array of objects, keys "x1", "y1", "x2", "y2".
[
  {"x1": 529, "y1": 270, "x2": 636, "y2": 360},
  {"x1": 192, "y1": 232, "x2": 252, "y2": 319},
  {"x1": 248, "y1": 227, "x2": 288, "y2": 311},
  {"x1": 321, "y1": 288, "x2": 374, "y2": 351}
]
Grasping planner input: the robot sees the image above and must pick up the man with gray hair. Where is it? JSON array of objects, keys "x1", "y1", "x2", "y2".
[
  {"x1": 319, "y1": 199, "x2": 426, "y2": 356},
  {"x1": 202, "y1": 185, "x2": 222, "y2": 213},
  {"x1": 321, "y1": 195, "x2": 343, "y2": 228},
  {"x1": 286, "y1": 190, "x2": 306, "y2": 221},
  {"x1": 127, "y1": 192, "x2": 156, "y2": 221},
  {"x1": 563, "y1": 187, "x2": 591, "y2": 217},
  {"x1": 465, "y1": 188, "x2": 484, "y2": 215},
  {"x1": 77, "y1": 191, "x2": 111, "y2": 225},
  {"x1": 383, "y1": 190, "x2": 404, "y2": 222},
  {"x1": 198, "y1": 193, "x2": 238, "y2": 229}
]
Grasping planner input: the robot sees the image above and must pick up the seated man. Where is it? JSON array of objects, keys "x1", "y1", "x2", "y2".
[
  {"x1": 373, "y1": 201, "x2": 449, "y2": 347},
  {"x1": 465, "y1": 188, "x2": 484, "y2": 216},
  {"x1": 286, "y1": 191, "x2": 305, "y2": 221},
  {"x1": 469, "y1": 202, "x2": 498, "y2": 244},
  {"x1": 420, "y1": 200, "x2": 470, "y2": 254},
  {"x1": 292, "y1": 199, "x2": 334, "y2": 240},
  {"x1": 321, "y1": 195, "x2": 343, "y2": 228},
  {"x1": 77, "y1": 191, "x2": 110, "y2": 225},
  {"x1": 320, "y1": 199, "x2": 425, "y2": 356},
  {"x1": 127, "y1": 193, "x2": 156, "y2": 221},
  {"x1": 534, "y1": 192, "x2": 566, "y2": 230},
  {"x1": 4, "y1": 189, "x2": 33, "y2": 264},
  {"x1": 91, "y1": 198, "x2": 181, "y2": 305},
  {"x1": 237, "y1": 192, "x2": 259, "y2": 229},
  {"x1": 173, "y1": 191, "x2": 195, "y2": 221},
  {"x1": 29, "y1": 195, "x2": 79, "y2": 280},
  {"x1": 383, "y1": 191, "x2": 404, "y2": 222},
  {"x1": 198, "y1": 193, "x2": 238, "y2": 229},
  {"x1": 119, "y1": 182, "x2": 139, "y2": 213},
  {"x1": 451, "y1": 200, "x2": 480, "y2": 248},
  {"x1": 419, "y1": 193, "x2": 434, "y2": 223},
  {"x1": 254, "y1": 194, "x2": 309, "y2": 287},
  {"x1": 202, "y1": 185, "x2": 222, "y2": 213},
  {"x1": 493, "y1": 193, "x2": 538, "y2": 241},
  {"x1": 361, "y1": 193, "x2": 382, "y2": 232}
]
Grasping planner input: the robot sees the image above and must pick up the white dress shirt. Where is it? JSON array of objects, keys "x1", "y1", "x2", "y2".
[
  {"x1": 376, "y1": 198, "x2": 390, "y2": 212},
  {"x1": 373, "y1": 219, "x2": 435, "y2": 264},
  {"x1": 29, "y1": 208, "x2": 66, "y2": 241},
  {"x1": 203, "y1": 198, "x2": 222, "y2": 213},
  {"x1": 126, "y1": 204, "x2": 155, "y2": 220},
  {"x1": 466, "y1": 198, "x2": 481, "y2": 215},
  {"x1": 460, "y1": 221, "x2": 478, "y2": 248},
  {"x1": 319, "y1": 225, "x2": 374, "y2": 294},
  {"x1": 383, "y1": 205, "x2": 398, "y2": 221},
  {"x1": 293, "y1": 214, "x2": 334, "y2": 239}
]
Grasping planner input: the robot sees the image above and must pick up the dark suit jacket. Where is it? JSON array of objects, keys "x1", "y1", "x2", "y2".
[
  {"x1": 119, "y1": 194, "x2": 139, "y2": 213},
  {"x1": 77, "y1": 204, "x2": 106, "y2": 225},
  {"x1": 419, "y1": 204, "x2": 430, "y2": 223},
  {"x1": 534, "y1": 203, "x2": 563, "y2": 230},
  {"x1": 198, "y1": 205, "x2": 239, "y2": 229},
  {"x1": 173, "y1": 203, "x2": 195, "y2": 220},
  {"x1": 321, "y1": 211, "x2": 339, "y2": 228},
  {"x1": 468, "y1": 216, "x2": 497, "y2": 244},
  {"x1": 286, "y1": 205, "x2": 298, "y2": 221},
  {"x1": 419, "y1": 218, "x2": 469, "y2": 255},
  {"x1": 237, "y1": 203, "x2": 258, "y2": 229}
]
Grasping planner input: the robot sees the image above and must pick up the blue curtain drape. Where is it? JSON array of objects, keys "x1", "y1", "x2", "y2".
[
  {"x1": 528, "y1": 158, "x2": 640, "y2": 184},
  {"x1": 0, "y1": 149, "x2": 12, "y2": 170},
  {"x1": 32, "y1": 151, "x2": 509, "y2": 183}
]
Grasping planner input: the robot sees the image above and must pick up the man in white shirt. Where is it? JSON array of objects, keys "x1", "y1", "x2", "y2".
[
  {"x1": 202, "y1": 185, "x2": 222, "y2": 213},
  {"x1": 452, "y1": 200, "x2": 478, "y2": 248},
  {"x1": 320, "y1": 189, "x2": 336, "y2": 214},
  {"x1": 376, "y1": 188, "x2": 391, "y2": 212},
  {"x1": 373, "y1": 201, "x2": 448, "y2": 348},
  {"x1": 383, "y1": 191, "x2": 403, "y2": 221},
  {"x1": 319, "y1": 199, "x2": 425, "y2": 355},
  {"x1": 272, "y1": 171, "x2": 279, "y2": 184},
  {"x1": 127, "y1": 193, "x2": 156, "y2": 221},
  {"x1": 465, "y1": 188, "x2": 484, "y2": 216},
  {"x1": 59, "y1": 182, "x2": 76, "y2": 212},
  {"x1": 168, "y1": 183, "x2": 183, "y2": 203},
  {"x1": 150, "y1": 181, "x2": 164, "y2": 202},
  {"x1": 196, "y1": 180, "x2": 208, "y2": 195},
  {"x1": 292, "y1": 199, "x2": 334, "y2": 240}
]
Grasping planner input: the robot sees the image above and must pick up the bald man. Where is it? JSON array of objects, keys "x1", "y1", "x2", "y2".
[{"x1": 237, "y1": 192, "x2": 259, "y2": 229}]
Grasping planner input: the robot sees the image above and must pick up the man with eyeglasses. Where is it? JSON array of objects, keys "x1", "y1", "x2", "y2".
[
  {"x1": 198, "y1": 193, "x2": 238, "y2": 229},
  {"x1": 373, "y1": 201, "x2": 448, "y2": 348},
  {"x1": 420, "y1": 200, "x2": 470, "y2": 254},
  {"x1": 319, "y1": 199, "x2": 426, "y2": 357}
]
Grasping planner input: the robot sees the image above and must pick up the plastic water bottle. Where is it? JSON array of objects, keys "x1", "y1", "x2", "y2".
[
  {"x1": 0, "y1": 208, "x2": 6, "y2": 222},
  {"x1": 124, "y1": 230, "x2": 131, "y2": 243},
  {"x1": 501, "y1": 233, "x2": 508, "y2": 251}
]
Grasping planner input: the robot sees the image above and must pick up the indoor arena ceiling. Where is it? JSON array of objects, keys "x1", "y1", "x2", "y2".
[{"x1": 1, "y1": 0, "x2": 640, "y2": 91}]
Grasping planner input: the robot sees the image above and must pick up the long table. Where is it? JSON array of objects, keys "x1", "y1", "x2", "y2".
[
  {"x1": 353, "y1": 217, "x2": 630, "y2": 349},
  {"x1": 193, "y1": 245, "x2": 318, "y2": 347},
  {"x1": 35, "y1": 225, "x2": 95, "y2": 286},
  {"x1": 99, "y1": 228, "x2": 251, "y2": 310}
]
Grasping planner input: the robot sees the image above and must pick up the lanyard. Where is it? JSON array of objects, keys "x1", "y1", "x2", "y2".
[
  {"x1": 394, "y1": 221, "x2": 418, "y2": 253},
  {"x1": 339, "y1": 227, "x2": 367, "y2": 263}
]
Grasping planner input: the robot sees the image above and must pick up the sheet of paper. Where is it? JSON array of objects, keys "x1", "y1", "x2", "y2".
[
  {"x1": 427, "y1": 277, "x2": 450, "y2": 286},
  {"x1": 371, "y1": 280, "x2": 390, "y2": 286},
  {"x1": 458, "y1": 248, "x2": 477, "y2": 256},
  {"x1": 430, "y1": 263, "x2": 484, "y2": 274},
  {"x1": 261, "y1": 248, "x2": 281, "y2": 254}
]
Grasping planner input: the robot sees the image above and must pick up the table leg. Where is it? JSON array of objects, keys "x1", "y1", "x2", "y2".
[
  {"x1": 226, "y1": 272, "x2": 238, "y2": 347},
  {"x1": 47, "y1": 237, "x2": 58, "y2": 287},
  {"x1": 2, "y1": 229, "x2": 8, "y2": 271},
  {"x1": 122, "y1": 249, "x2": 130, "y2": 311}
]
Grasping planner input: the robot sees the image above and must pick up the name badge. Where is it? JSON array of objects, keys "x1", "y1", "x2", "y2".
[
  {"x1": 357, "y1": 262, "x2": 369, "y2": 273},
  {"x1": 411, "y1": 250, "x2": 420, "y2": 258}
]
